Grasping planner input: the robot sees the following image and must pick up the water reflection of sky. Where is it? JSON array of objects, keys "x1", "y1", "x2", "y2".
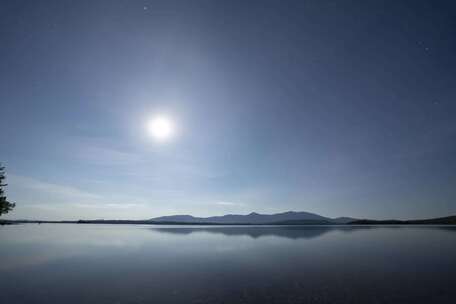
[{"x1": 1, "y1": 224, "x2": 456, "y2": 303}]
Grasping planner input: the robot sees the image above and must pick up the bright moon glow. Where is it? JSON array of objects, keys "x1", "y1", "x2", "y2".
[{"x1": 147, "y1": 116, "x2": 174, "y2": 141}]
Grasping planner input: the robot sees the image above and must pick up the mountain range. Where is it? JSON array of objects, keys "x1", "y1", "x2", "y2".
[
  {"x1": 150, "y1": 211, "x2": 357, "y2": 225},
  {"x1": 3, "y1": 211, "x2": 456, "y2": 225}
]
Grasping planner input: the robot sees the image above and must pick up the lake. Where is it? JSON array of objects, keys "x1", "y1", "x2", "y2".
[{"x1": 1, "y1": 224, "x2": 455, "y2": 303}]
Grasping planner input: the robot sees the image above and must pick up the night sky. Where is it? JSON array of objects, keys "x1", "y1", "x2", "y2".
[{"x1": 1, "y1": 0, "x2": 455, "y2": 220}]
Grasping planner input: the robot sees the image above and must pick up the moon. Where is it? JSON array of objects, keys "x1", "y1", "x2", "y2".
[{"x1": 147, "y1": 116, "x2": 175, "y2": 141}]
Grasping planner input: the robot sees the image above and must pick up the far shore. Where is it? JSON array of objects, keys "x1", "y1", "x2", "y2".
[{"x1": 2, "y1": 216, "x2": 456, "y2": 226}]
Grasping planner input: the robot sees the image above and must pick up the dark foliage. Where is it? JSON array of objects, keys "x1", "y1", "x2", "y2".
[{"x1": 0, "y1": 165, "x2": 15, "y2": 216}]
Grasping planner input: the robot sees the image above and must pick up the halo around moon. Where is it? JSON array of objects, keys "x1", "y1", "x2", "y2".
[{"x1": 147, "y1": 116, "x2": 175, "y2": 141}]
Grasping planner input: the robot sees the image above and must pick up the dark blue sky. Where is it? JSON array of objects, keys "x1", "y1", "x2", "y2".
[{"x1": 1, "y1": 0, "x2": 455, "y2": 220}]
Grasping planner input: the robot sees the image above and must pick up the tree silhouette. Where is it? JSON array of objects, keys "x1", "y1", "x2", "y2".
[{"x1": 0, "y1": 164, "x2": 15, "y2": 216}]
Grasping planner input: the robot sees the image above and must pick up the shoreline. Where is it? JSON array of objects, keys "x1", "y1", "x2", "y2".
[{"x1": 2, "y1": 220, "x2": 456, "y2": 226}]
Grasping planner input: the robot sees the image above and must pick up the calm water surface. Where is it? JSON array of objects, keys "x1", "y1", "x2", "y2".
[{"x1": 1, "y1": 224, "x2": 455, "y2": 303}]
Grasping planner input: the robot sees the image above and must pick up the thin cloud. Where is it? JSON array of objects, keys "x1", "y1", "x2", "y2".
[
  {"x1": 8, "y1": 175, "x2": 102, "y2": 204},
  {"x1": 75, "y1": 145, "x2": 143, "y2": 166},
  {"x1": 8, "y1": 175, "x2": 149, "y2": 210},
  {"x1": 215, "y1": 201, "x2": 245, "y2": 207},
  {"x1": 73, "y1": 203, "x2": 144, "y2": 209}
]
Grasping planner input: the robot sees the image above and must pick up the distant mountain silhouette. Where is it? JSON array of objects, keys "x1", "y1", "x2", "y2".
[
  {"x1": 150, "y1": 211, "x2": 357, "y2": 225},
  {"x1": 5, "y1": 212, "x2": 455, "y2": 226}
]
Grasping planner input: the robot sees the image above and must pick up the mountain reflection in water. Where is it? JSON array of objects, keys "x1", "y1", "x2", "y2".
[{"x1": 1, "y1": 224, "x2": 456, "y2": 304}]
